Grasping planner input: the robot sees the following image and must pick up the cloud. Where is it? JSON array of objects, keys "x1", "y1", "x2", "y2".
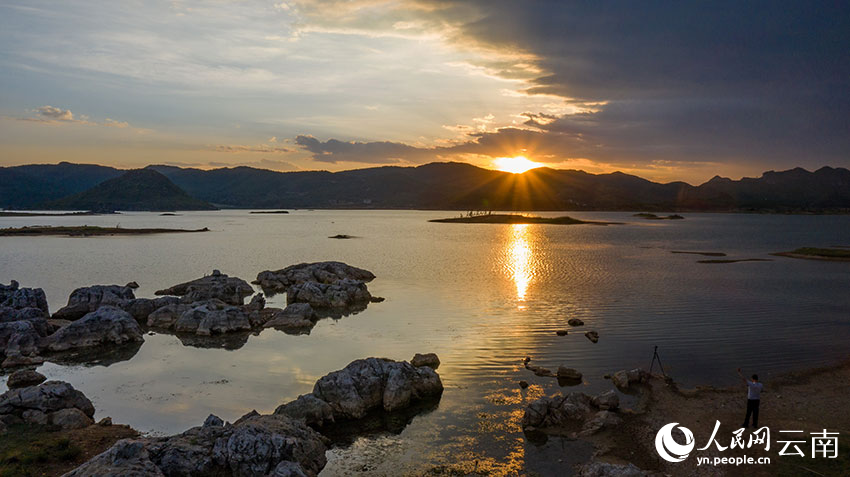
[
  {"x1": 11, "y1": 106, "x2": 147, "y2": 132},
  {"x1": 295, "y1": 135, "x2": 431, "y2": 163},
  {"x1": 211, "y1": 144, "x2": 293, "y2": 154},
  {"x1": 35, "y1": 105, "x2": 74, "y2": 121}
]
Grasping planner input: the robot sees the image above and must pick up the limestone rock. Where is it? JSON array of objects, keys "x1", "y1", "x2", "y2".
[
  {"x1": 155, "y1": 270, "x2": 254, "y2": 306},
  {"x1": 47, "y1": 306, "x2": 144, "y2": 352},
  {"x1": 50, "y1": 407, "x2": 94, "y2": 430},
  {"x1": 6, "y1": 369, "x2": 47, "y2": 388},
  {"x1": 410, "y1": 353, "x2": 440, "y2": 369},
  {"x1": 53, "y1": 285, "x2": 136, "y2": 321},
  {"x1": 254, "y1": 262, "x2": 375, "y2": 294},
  {"x1": 285, "y1": 279, "x2": 371, "y2": 309},
  {"x1": 591, "y1": 390, "x2": 620, "y2": 410}
]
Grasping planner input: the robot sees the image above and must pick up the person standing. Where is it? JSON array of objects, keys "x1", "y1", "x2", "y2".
[{"x1": 738, "y1": 368, "x2": 763, "y2": 428}]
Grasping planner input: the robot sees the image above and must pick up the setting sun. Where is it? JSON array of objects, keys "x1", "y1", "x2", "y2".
[{"x1": 492, "y1": 156, "x2": 542, "y2": 174}]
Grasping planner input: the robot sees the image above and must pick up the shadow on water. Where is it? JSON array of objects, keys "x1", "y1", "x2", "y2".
[
  {"x1": 46, "y1": 340, "x2": 143, "y2": 368},
  {"x1": 322, "y1": 397, "x2": 442, "y2": 447}
]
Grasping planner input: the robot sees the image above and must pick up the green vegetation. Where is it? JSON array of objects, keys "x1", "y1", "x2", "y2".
[
  {"x1": 0, "y1": 424, "x2": 82, "y2": 477},
  {"x1": 772, "y1": 247, "x2": 850, "y2": 261},
  {"x1": 429, "y1": 214, "x2": 618, "y2": 225},
  {"x1": 0, "y1": 225, "x2": 210, "y2": 237}
]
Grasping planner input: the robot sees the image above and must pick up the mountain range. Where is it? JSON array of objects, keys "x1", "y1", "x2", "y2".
[{"x1": 1, "y1": 161, "x2": 849, "y2": 212}]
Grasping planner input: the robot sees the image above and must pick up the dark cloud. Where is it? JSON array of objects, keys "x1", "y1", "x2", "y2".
[{"x1": 295, "y1": 135, "x2": 432, "y2": 163}]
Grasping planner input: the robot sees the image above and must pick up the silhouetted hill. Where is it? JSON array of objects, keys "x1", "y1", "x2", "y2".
[
  {"x1": 0, "y1": 162, "x2": 122, "y2": 208},
  {"x1": 42, "y1": 169, "x2": 216, "y2": 211},
  {"x1": 2, "y1": 162, "x2": 848, "y2": 212}
]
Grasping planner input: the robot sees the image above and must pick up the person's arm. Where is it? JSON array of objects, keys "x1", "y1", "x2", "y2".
[{"x1": 737, "y1": 368, "x2": 748, "y2": 385}]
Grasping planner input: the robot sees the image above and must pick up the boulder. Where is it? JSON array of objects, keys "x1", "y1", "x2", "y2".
[
  {"x1": 62, "y1": 439, "x2": 166, "y2": 477},
  {"x1": 0, "y1": 319, "x2": 44, "y2": 358},
  {"x1": 410, "y1": 353, "x2": 440, "y2": 369},
  {"x1": 591, "y1": 390, "x2": 619, "y2": 410},
  {"x1": 274, "y1": 394, "x2": 335, "y2": 427},
  {"x1": 122, "y1": 297, "x2": 180, "y2": 323},
  {"x1": 285, "y1": 279, "x2": 371, "y2": 309},
  {"x1": 580, "y1": 410, "x2": 622, "y2": 435},
  {"x1": 556, "y1": 366, "x2": 583, "y2": 380},
  {"x1": 585, "y1": 331, "x2": 599, "y2": 343},
  {"x1": 254, "y1": 262, "x2": 375, "y2": 294},
  {"x1": 47, "y1": 306, "x2": 144, "y2": 352},
  {"x1": 50, "y1": 407, "x2": 94, "y2": 430},
  {"x1": 555, "y1": 329, "x2": 569, "y2": 336},
  {"x1": 53, "y1": 285, "x2": 136, "y2": 321},
  {"x1": 146, "y1": 303, "x2": 192, "y2": 329},
  {"x1": 611, "y1": 368, "x2": 649, "y2": 389},
  {"x1": 0, "y1": 380, "x2": 95, "y2": 419},
  {"x1": 155, "y1": 270, "x2": 254, "y2": 306},
  {"x1": 203, "y1": 414, "x2": 224, "y2": 427},
  {"x1": 568, "y1": 318, "x2": 584, "y2": 326},
  {"x1": 174, "y1": 300, "x2": 254, "y2": 335},
  {"x1": 125, "y1": 281, "x2": 140, "y2": 289},
  {"x1": 263, "y1": 303, "x2": 316, "y2": 330},
  {"x1": 519, "y1": 380, "x2": 529, "y2": 389},
  {"x1": 7, "y1": 369, "x2": 47, "y2": 388},
  {"x1": 311, "y1": 357, "x2": 443, "y2": 420},
  {"x1": 0, "y1": 281, "x2": 49, "y2": 313},
  {"x1": 0, "y1": 306, "x2": 49, "y2": 324},
  {"x1": 521, "y1": 392, "x2": 593, "y2": 429}
]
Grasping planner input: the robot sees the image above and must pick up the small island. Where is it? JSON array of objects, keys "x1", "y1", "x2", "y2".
[
  {"x1": 772, "y1": 247, "x2": 850, "y2": 262},
  {"x1": 633, "y1": 213, "x2": 684, "y2": 220},
  {"x1": 0, "y1": 211, "x2": 105, "y2": 217},
  {"x1": 429, "y1": 213, "x2": 618, "y2": 225},
  {"x1": 250, "y1": 210, "x2": 289, "y2": 214},
  {"x1": 0, "y1": 225, "x2": 210, "y2": 237}
]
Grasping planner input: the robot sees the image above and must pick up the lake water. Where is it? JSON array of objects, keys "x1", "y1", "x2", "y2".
[{"x1": 2, "y1": 210, "x2": 849, "y2": 475}]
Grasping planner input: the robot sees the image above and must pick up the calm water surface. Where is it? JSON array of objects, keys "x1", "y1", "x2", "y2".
[{"x1": 1, "y1": 210, "x2": 849, "y2": 475}]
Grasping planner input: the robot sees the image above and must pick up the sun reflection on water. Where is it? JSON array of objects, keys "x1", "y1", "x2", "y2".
[{"x1": 506, "y1": 224, "x2": 534, "y2": 304}]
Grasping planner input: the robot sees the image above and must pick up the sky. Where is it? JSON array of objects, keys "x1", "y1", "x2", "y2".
[{"x1": 0, "y1": 0, "x2": 848, "y2": 184}]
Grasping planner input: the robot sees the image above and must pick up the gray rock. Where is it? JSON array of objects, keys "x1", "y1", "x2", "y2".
[
  {"x1": 274, "y1": 394, "x2": 335, "y2": 427},
  {"x1": 271, "y1": 461, "x2": 309, "y2": 477},
  {"x1": 0, "y1": 282, "x2": 49, "y2": 314},
  {"x1": 254, "y1": 261, "x2": 375, "y2": 294},
  {"x1": 580, "y1": 410, "x2": 622, "y2": 435},
  {"x1": 50, "y1": 407, "x2": 94, "y2": 430},
  {"x1": 285, "y1": 279, "x2": 371, "y2": 309},
  {"x1": 122, "y1": 297, "x2": 180, "y2": 323},
  {"x1": 1, "y1": 353, "x2": 45, "y2": 368},
  {"x1": 568, "y1": 318, "x2": 585, "y2": 326},
  {"x1": 146, "y1": 303, "x2": 192, "y2": 329},
  {"x1": 521, "y1": 392, "x2": 594, "y2": 429},
  {"x1": 174, "y1": 300, "x2": 253, "y2": 335},
  {"x1": 22, "y1": 409, "x2": 48, "y2": 425},
  {"x1": 579, "y1": 460, "x2": 647, "y2": 477},
  {"x1": 410, "y1": 353, "x2": 440, "y2": 369},
  {"x1": 47, "y1": 306, "x2": 144, "y2": 352},
  {"x1": 0, "y1": 380, "x2": 95, "y2": 418},
  {"x1": 53, "y1": 285, "x2": 136, "y2": 321},
  {"x1": 312, "y1": 357, "x2": 443, "y2": 419},
  {"x1": 611, "y1": 368, "x2": 649, "y2": 389},
  {"x1": 7, "y1": 369, "x2": 47, "y2": 388},
  {"x1": 264, "y1": 303, "x2": 316, "y2": 330},
  {"x1": 203, "y1": 414, "x2": 224, "y2": 427},
  {"x1": 125, "y1": 281, "x2": 140, "y2": 289},
  {"x1": 155, "y1": 271, "x2": 254, "y2": 306},
  {"x1": 591, "y1": 390, "x2": 620, "y2": 410},
  {"x1": 62, "y1": 439, "x2": 166, "y2": 477},
  {"x1": 0, "y1": 319, "x2": 44, "y2": 358},
  {"x1": 556, "y1": 366, "x2": 583, "y2": 380},
  {"x1": 0, "y1": 306, "x2": 48, "y2": 324}
]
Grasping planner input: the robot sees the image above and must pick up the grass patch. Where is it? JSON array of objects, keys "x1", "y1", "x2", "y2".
[
  {"x1": 0, "y1": 424, "x2": 82, "y2": 477},
  {"x1": 772, "y1": 247, "x2": 850, "y2": 262}
]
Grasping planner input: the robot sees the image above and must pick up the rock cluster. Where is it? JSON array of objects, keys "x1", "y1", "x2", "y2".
[
  {"x1": 0, "y1": 380, "x2": 95, "y2": 431},
  {"x1": 274, "y1": 356, "x2": 443, "y2": 426},
  {"x1": 155, "y1": 269, "x2": 254, "y2": 306},
  {"x1": 521, "y1": 389, "x2": 622, "y2": 436},
  {"x1": 65, "y1": 354, "x2": 442, "y2": 477},
  {"x1": 255, "y1": 262, "x2": 376, "y2": 313}
]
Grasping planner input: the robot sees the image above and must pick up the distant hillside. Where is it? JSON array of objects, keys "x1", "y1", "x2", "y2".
[
  {"x1": 2, "y1": 162, "x2": 849, "y2": 212},
  {"x1": 0, "y1": 162, "x2": 122, "y2": 208},
  {"x1": 43, "y1": 168, "x2": 216, "y2": 211}
]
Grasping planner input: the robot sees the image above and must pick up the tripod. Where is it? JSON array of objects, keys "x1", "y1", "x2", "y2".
[{"x1": 649, "y1": 345, "x2": 667, "y2": 377}]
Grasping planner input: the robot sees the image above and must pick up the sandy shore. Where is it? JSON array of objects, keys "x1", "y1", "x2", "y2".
[{"x1": 588, "y1": 358, "x2": 850, "y2": 476}]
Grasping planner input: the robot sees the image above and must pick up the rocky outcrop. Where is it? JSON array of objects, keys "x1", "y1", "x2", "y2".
[
  {"x1": 285, "y1": 279, "x2": 371, "y2": 309},
  {"x1": 521, "y1": 389, "x2": 624, "y2": 435},
  {"x1": 53, "y1": 285, "x2": 136, "y2": 321},
  {"x1": 155, "y1": 270, "x2": 254, "y2": 306},
  {"x1": 254, "y1": 262, "x2": 375, "y2": 294},
  {"x1": 122, "y1": 296, "x2": 180, "y2": 322},
  {"x1": 46, "y1": 306, "x2": 144, "y2": 352},
  {"x1": 610, "y1": 368, "x2": 650, "y2": 389},
  {"x1": 64, "y1": 413, "x2": 328, "y2": 477},
  {"x1": 6, "y1": 368, "x2": 47, "y2": 388},
  {"x1": 275, "y1": 356, "x2": 443, "y2": 425},
  {"x1": 0, "y1": 380, "x2": 95, "y2": 430},
  {"x1": 263, "y1": 303, "x2": 316, "y2": 331},
  {"x1": 173, "y1": 299, "x2": 268, "y2": 336},
  {"x1": 0, "y1": 280, "x2": 48, "y2": 314},
  {"x1": 557, "y1": 366, "x2": 583, "y2": 381}
]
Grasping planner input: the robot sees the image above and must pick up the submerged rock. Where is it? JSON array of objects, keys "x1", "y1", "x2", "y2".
[
  {"x1": 521, "y1": 389, "x2": 625, "y2": 434},
  {"x1": 585, "y1": 331, "x2": 599, "y2": 343},
  {"x1": 254, "y1": 261, "x2": 375, "y2": 294},
  {"x1": 46, "y1": 306, "x2": 144, "y2": 352},
  {"x1": 568, "y1": 318, "x2": 584, "y2": 326},
  {"x1": 285, "y1": 279, "x2": 372, "y2": 309},
  {"x1": 556, "y1": 366, "x2": 583, "y2": 380},
  {"x1": 6, "y1": 369, "x2": 47, "y2": 389},
  {"x1": 53, "y1": 285, "x2": 136, "y2": 321},
  {"x1": 155, "y1": 270, "x2": 254, "y2": 306}
]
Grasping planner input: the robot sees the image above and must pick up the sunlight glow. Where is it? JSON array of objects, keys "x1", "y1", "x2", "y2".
[
  {"x1": 508, "y1": 224, "x2": 533, "y2": 302},
  {"x1": 492, "y1": 156, "x2": 542, "y2": 174}
]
